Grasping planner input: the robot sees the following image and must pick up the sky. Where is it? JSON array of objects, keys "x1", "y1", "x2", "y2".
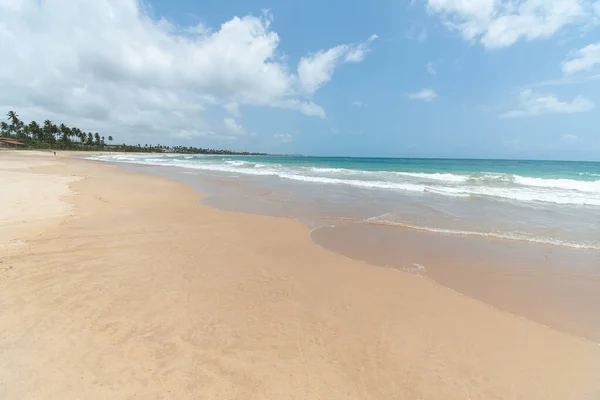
[{"x1": 1, "y1": 0, "x2": 600, "y2": 160}]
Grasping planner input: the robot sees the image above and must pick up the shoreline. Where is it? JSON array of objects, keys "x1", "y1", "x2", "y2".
[
  {"x1": 1, "y1": 150, "x2": 600, "y2": 399},
  {"x1": 311, "y1": 223, "x2": 600, "y2": 343},
  {"x1": 106, "y1": 155, "x2": 600, "y2": 344}
]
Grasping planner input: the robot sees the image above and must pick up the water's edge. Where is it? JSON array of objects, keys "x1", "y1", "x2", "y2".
[{"x1": 88, "y1": 158, "x2": 600, "y2": 344}]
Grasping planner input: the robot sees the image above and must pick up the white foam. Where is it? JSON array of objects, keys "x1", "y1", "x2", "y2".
[
  {"x1": 401, "y1": 263, "x2": 428, "y2": 277},
  {"x1": 225, "y1": 160, "x2": 254, "y2": 167},
  {"x1": 309, "y1": 167, "x2": 356, "y2": 174},
  {"x1": 88, "y1": 155, "x2": 600, "y2": 206},
  {"x1": 514, "y1": 175, "x2": 600, "y2": 193},
  {"x1": 364, "y1": 215, "x2": 600, "y2": 250},
  {"x1": 393, "y1": 171, "x2": 469, "y2": 182}
]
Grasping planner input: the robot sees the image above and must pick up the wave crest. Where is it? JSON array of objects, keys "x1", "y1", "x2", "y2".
[
  {"x1": 364, "y1": 213, "x2": 600, "y2": 250},
  {"x1": 87, "y1": 155, "x2": 600, "y2": 206}
]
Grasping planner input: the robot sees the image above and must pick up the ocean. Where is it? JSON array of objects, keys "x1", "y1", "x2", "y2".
[{"x1": 90, "y1": 154, "x2": 600, "y2": 251}]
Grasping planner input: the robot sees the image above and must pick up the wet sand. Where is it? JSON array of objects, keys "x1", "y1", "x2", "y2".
[
  {"x1": 126, "y1": 162, "x2": 600, "y2": 343},
  {"x1": 1, "y1": 151, "x2": 600, "y2": 399},
  {"x1": 311, "y1": 224, "x2": 600, "y2": 343}
]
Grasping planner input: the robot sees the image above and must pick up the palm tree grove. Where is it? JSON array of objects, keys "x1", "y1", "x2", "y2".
[{"x1": 0, "y1": 110, "x2": 266, "y2": 155}]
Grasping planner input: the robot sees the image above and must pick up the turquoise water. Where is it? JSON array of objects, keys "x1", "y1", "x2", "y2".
[
  {"x1": 91, "y1": 154, "x2": 600, "y2": 250},
  {"x1": 207, "y1": 156, "x2": 600, "y2": 180}
]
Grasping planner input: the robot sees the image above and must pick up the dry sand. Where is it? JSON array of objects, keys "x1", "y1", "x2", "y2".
[
  {"x1": 1, "y1": 151, "x2": 599, "y2": 399},
  {"x1": 0, "y1": 152, "x2": 78, "y2": 258}
]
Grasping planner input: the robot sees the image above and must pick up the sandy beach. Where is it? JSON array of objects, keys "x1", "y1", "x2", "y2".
[{"x1": 1, "y1": 151, "x2": 600, "y2": 399}]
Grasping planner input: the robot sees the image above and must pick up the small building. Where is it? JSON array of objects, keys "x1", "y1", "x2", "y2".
[{"x1": 0, "y1": 137, "x2": 25, "y2": 149}]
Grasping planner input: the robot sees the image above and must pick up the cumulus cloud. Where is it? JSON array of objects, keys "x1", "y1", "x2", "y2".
[
  {"x1": 0, "y1": 0, "x2": 375, "y2": 143},
  {"x1": 298, "y1": 34, "x2": 378, "y2": 94},
  {"x1": 425, "y1": 0, "x2": 599, "y2": 49},
  {"x1": 407, "y1": 88, "x2": 438, "y2": 102},
  {"x1": 500, "y1": 89, "x2": 594, "y2": 118},
  {"x1": 562, "y1": 42, "x2": 600, "y2": 74},
  {"x1": 274, "y1": 133, "x2": 293, "y2": 143}
]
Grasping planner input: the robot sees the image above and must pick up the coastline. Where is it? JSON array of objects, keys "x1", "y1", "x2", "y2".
[
  {"x1": 108, "y1": 154, "x2": 600, "y2": 343},
  {"x1": 1, "y1": 150, "x2": 600, "y2": 399}
]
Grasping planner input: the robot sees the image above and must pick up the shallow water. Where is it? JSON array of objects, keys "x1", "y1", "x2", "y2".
[{"x1": 90, "y1": 154, "x2": 600, "y2": 250}]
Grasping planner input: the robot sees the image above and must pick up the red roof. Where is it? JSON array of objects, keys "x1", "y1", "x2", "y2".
[{"x1": 0, "y1": 138, "x2": 24, "y2": 145}]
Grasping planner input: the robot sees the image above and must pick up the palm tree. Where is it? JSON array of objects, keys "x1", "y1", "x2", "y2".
[
  {"x1": 15, "y1": 121, "x2": 27, "y2": 141},
  {"x1": 87, "y1": 132, "x2": 94, "y2": 146},
  {"x1": 28, "y1": 121, "x2": 42, "y2": 141},
  {"x1": 72, "y1": 128, "x2": 85, "y2": 144},
  {"x1": 52, "y1": 123, "x2": 60, "y2": 143},
  {"x1": 108, "y1": 135, "x2": 113, "y2": 144},
  {"x1": 0, "y1": 121, "x2": 8, "y2": 137},
  {"x1": 59, "y1": 123, "x2": 71, "y2": 146},
  {"x1": 7, "y1": 111, "x2": 21, "y2": 137},
  {"x1": 94, "y1": 132, "x2": 101, "y2": 146},
  {"x1": 43, "y1": 120, "x2": 56, "y2": 144},
  {"x1": 7, "y1": 110, "x2": 19, "y2": 126}
]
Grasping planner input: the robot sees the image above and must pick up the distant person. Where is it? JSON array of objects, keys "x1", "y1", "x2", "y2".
[{"x1": 53, "y1": 151, "x2": 56, "y2": 156}]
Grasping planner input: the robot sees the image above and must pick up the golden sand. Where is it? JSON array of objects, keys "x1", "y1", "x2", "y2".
[{"x1": 1, "y1": 151, "x2": 599, "y2": 399}]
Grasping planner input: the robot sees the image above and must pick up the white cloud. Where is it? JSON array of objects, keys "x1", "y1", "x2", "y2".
[
  {"x1": 531, "y1": 73, "x2": 600, "y2": 87},
  {"x1": 407, "y1": 88, "x2": 438, "y2": 102},
  {"x1": 224, "y1": 102, "x2": 241, "y2": 117},
  {"x1": 352, "y1": 100, "x2": 366, "y2": 107},
  {"x1": 277, "y1": 99, "x2": 327, "y2": 119},
  {"x1": 426, "y1": 0, "x2": 599, "y2": 49},
  {"x1": 274, "y1": 133, "x2": 293, "y2": 143},
  {"x1": 223, "y1": 117, "x2": 245, "y2": 136},
  {"x1": 345, "y1": 34, "x2": 379, "y2": 62},
  {"x1": 563, "y1": 133, "x2": 578, "y2": 140},
  {"x1": 425, "y1": 61, "x2": 436, "y2": 75},
  {"x1": 0, "y1": 1, "x2": 375, "y2": 143},
  {"x1": 298, "y1": 34, "x2": 377, "y2": 94},
  {"x1": 529, "y1": 43, "x2": 600, "y2": 87},
  {"x1": 500, "y1": 89, "x2": 594, "y2": 118},
  {"x1": 562, "y1": 42, "x2": 600, "y2": 74}
]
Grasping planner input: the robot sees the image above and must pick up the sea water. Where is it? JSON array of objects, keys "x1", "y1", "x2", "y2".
[{"x1": 90, "y1": 154, "x2": 600, "y2": 251}]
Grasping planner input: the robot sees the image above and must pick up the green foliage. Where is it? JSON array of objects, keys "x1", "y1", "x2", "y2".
[
  {"x1": 0, "y1": 121, "x2": 8, "y2": 137},
  {"x1": 3, "y1": 110, "x2": 266, "y2": 155}
]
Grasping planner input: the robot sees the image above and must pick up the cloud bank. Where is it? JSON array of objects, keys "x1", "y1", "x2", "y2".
[
  {"x1": 0, "y1": 0, "x2": 376, "y2": 142},
  {"x1": 426, "y1": 0, "x2": 600, "y2": 49},
  {"x1": 500, "y1": 89, "x2": 594, "y2": 118}
]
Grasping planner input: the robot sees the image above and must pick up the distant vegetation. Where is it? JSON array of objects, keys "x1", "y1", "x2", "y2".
[{"x1": 1, "y1": 110, "x2": 266, "y2": 155}]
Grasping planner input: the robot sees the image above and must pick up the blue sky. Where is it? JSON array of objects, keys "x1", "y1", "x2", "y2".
[{"x1": 1, "y1": 0, "x2": 600, "y2": 159}]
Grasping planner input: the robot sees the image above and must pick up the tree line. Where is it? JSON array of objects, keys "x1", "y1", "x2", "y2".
[
  {"x1": 2, "y1": 110, "x2": 111, "y2": 150},
  {"x1": 1, "y1": 110, "x2": 266, "y2": 155}
]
